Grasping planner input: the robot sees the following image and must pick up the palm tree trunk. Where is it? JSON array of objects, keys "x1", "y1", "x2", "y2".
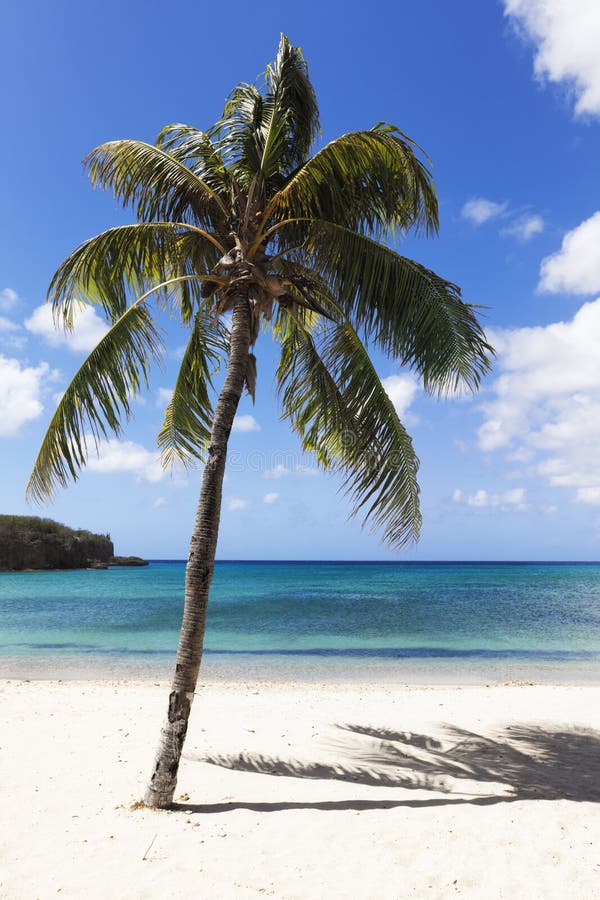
[{"x1": 144, "y1": 294, "x2": 251, "y2": 808}]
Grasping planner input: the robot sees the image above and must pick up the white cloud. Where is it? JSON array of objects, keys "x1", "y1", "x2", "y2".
[
  {"x1": 232, "y1": 414, "x2": 260, "y2": 432},
  {"x1": 0, "y1": 316, "x2": 20, "y2": 333},
  {"x1": 152, "y1": 496, "x2": 167, "y2": 509},
  {"x1": 478, "y1": 298, "x2": 600, "y2": 503},
  {"x1": 0, "y1": 288, "x2": 19, "y2": 312},
  {"x1": 461, "y1": 198, "x2": 508, "y2": 225},
  {"x1": 25, "y1": 304, "x2": 108, "y2": 353},
  {"x1": 538, "y1": 211, "x2": 600, "y2": 295},
  {"x1": 575, "y1": 487, "x2": 600, "y2": 505},
  {"x1": 263, "y1": 492, "x2": 280, "y2": 505},
  {"x1": 156, "y1": 387, "x2": 174, "y2": 408},
  {"x1": 263, "y1": 463, "x2": 318, "y2": 480},
  {"x1": 507, "y1": 446, "x2": 536, "y2": 463},
  {"x1": 0, "y1": 321, "x2": 26, "y2": 352},
  {"x1": 453, "y1": 487, "x2": 527, "y2": 511},
  {"x1": 381, "y1": 374, "x2": 419, "y2": 418},
  {"x1": 0, "y1": 316, "x2": 26, "y2": 351},
  {"x1": 502, "y1": 213, "x2": 545, "y2": 241},
  {"x1": 462, "y1": 200, "x2": 545, "y2": 241},
  {"x1": 87, "y1": 439, "x2": 164, "y2": 483},
  {"x1": 504, "y1": 0, "x2": 600, "y2": 118},
  {"x1": 226, "y1": 496, "x2": 249, "y2": 511},
  {"x1": 263, "y1": 464, "x2": 291, "y2": 480},
  {"x1": 0, "y1": 355, "x2": 48, "y2": 436}
]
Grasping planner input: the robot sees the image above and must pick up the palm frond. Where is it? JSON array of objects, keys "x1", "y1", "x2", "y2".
[
  {"x1": 209, "y1": 35, "x2": 319, "y2": 191},
  {"x1": 261, "y1": 34, "x2": 320, "y2": 175},
  {"x1": 255, "y1": 94, "x2": 291, "y2": 184},
  {"x1": 277, "y1": 312, "x2": 421, "y2": 547},
  {"x1": 85, "y1": 140, "x2": 230, "y2": 228},
  {"x1": 303, "y1": 222, "x2": 493, "y2": 393},
  {"x1": 49, "y1": 222, "x2": 221, "y2": 326},
  {"x1": 270, "y1": 124, "x2": 438, "y2": 239},
  {"x1": 157, "y1": 312, "x2": 229, "y2": 467},
  {"x1": 208, "y1": 84, "x2": 264, "y2": 190},
  {"x1": 155, "y1": 124, "x2": 233, "y2": 199},
  {"x1": 27, "y1": 300, "x2": 164, "y2": 503}
]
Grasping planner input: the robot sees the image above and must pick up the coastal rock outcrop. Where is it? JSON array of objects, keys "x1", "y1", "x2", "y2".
[
  {"x1": 0, "y1": 516, "x2": 114, "y2": 571},
  {"x1": 109, "y1": 556, "x2": 149, "y2": 567}
]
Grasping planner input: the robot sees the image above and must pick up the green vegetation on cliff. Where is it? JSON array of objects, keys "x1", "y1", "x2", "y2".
[
  {"x1": 0, "y1": 516, "x2": 114, "y2": 571},
  {"x1": 0, "y1": 515, "x2": 110, "y2": 542}
]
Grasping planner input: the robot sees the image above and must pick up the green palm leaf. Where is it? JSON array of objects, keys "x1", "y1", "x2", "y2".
[
  {"x1": 155, "y1": 124, "x2": 231, "y2": 198},
  {"x1": 277, "y1": 312, "x2": 421, "y2": 547},
  {"x1": 49, "y1": 222, "x2": 222, "y2": 326},
  {"x1": 270, "y1": 124, "x2": 438, "y2": 239},
  {"x1": 209, "y1": 84, "x2": 264, "y2": 189},
  {"x1": 27, "y1": 299, "x2": 163, "y2": 503},
  {"x1": 158, "y1": 312, "x2": 229, "y2": 467},
  {"x1": 261, "y1": 34, "x2": 320, "y2": 176},
  {"x1": 304, "y1": 222, "x2": 493, "y2": 393},
  {"x1": 209, "y1": 35, "x2": 319, "y2": 191},
  {"x1": 85, "y1": 140, "x2": 229, "y2": 228}
]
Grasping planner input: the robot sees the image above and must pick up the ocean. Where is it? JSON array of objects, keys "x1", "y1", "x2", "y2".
[{"x1": 1, "y1": 560, "x2": 600, "y2": 682}]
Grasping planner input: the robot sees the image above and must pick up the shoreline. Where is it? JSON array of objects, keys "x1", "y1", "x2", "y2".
[{"x1": 2, "y1": 653, "x2": 600, "y2": 685}]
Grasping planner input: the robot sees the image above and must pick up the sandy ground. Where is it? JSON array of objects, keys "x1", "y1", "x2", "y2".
[{"x1": 1, "y1": 680, "x2": 599, "y2": 899}]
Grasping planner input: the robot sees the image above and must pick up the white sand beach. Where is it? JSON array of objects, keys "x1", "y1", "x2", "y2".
[{"x1": 1, "y1": 680, "x2": 599, "y2": 899}]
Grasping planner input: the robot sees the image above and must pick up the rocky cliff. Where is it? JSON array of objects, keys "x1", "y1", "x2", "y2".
[{"x1": 0, "y1": 516, "x2": 114, "y2": 571}]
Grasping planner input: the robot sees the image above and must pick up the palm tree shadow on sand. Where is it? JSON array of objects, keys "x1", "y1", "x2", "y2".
[{"x1": 176, "y1": 723, "x2": 600, "y2": 814}]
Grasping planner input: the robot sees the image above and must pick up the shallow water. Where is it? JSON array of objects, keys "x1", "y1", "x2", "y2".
[{"x1": 1, "y1": 561, "x2": 600, "y2": 681}]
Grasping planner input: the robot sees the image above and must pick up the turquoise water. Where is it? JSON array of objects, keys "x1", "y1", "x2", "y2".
[{"x1": 1, "y1": 561, "x2": 600, "y2": 681}]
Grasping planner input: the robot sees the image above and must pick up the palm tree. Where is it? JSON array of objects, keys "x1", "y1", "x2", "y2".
[{"x1": 27, "y1": 36, "x2": 492, "y2": 807}]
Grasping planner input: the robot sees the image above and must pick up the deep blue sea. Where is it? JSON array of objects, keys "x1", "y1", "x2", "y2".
[{"x1": 1, "y1": 561, "x2": 600, "y2": 682}]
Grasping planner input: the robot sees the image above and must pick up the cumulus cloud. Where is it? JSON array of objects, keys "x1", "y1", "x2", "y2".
[
  {"x1": 478, "y1": 298, "x2": 600, "y2": 503},
  {"x1": 232, "y1": 414, "x2": 260, "y2": 432},
  {"x1": 0, "y1": 355, "x2": 49, "y2": 436},
  {"x1": 461, "y1": 198, "x2": 508, "y2": 225},
  {"x1": 504, "y1": 0, "x2": 600, "y2": 118},
  {"x1": 0, "y1": 288, "x2": 19, "y2": 312},
  {"x1": 453, "y1": 487, "x2": 528, "y2": 511},
  {"x1": 538, "y1": 211, "x2": 600, "y2": 294},
  {"x1": 381, "y1": 374, "x2": 419, "y2": 418},
  {"x1": 25, "y1": 304, "x2": 108, "y2": 353},
  {"x1": 263, "y1": 492, "x2": 280, "y2": 505},
  {"x1": 502, "y1": 213, "x2": 545, "y2": 241},
  {"x1": 86, "y1": 439, "x2": 165, "y2": 483},
  {"x1": 226, "y1": 496, "x2": 249, "y2": 511}
]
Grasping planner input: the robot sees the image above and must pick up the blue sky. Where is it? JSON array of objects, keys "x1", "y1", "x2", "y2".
[{"x1": 2, "y1": 0, "x2": 600, "y2": 560}]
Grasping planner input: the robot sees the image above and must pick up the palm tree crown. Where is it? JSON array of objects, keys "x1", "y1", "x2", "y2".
[{"x1": 28, "y1": 35, "x2": 491, "y2": 548}]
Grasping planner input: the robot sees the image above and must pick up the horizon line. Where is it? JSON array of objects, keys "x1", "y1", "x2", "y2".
[{"x1": 145, "y1": 558, "x2": 600, "y2": 565}]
